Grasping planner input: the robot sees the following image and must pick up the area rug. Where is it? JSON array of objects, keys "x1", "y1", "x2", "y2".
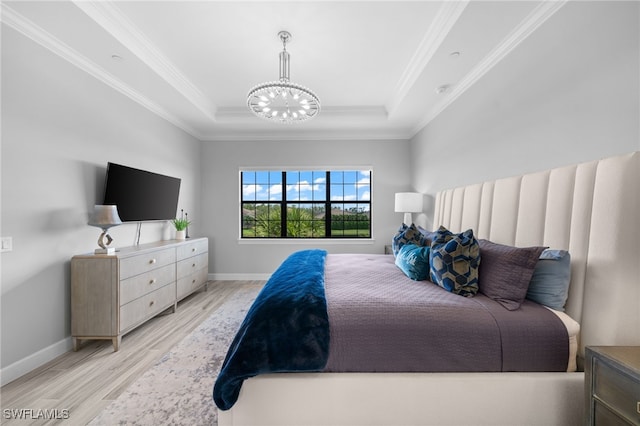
[{"x1": 89, "y1": 283, "x2": 262, "y2": 426}]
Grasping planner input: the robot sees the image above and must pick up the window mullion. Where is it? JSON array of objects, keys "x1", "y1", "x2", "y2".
[
  {"x1": 325, "y1": 171, "x2": 331, "y2": 237},
  {"x1": 281, "y1": 171, "x2": 287, "y2": 237}
]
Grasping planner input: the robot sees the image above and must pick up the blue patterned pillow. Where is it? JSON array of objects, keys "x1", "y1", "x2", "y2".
[
  {"x1": 429, "y1": 226, "x2": 480, "y2": 297},
  {"x1": 526, "y1": 249, "x2": 571, "y2": 311},
  {"x1": 417, "y1": 225, "x2": 439, "y2": 244},
  {"x1": 395, "y1": 244, "x2": 430, "y2": 281},
  {"x1": 392, "y1": 223, "x2": 428, "y2": 257}
]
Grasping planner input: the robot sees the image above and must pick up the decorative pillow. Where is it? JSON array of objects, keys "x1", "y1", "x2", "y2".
[
  {"x1": 429, "y1": 226, "x2": 480, "y2": 297},
  {"x1": 477, "y1": 239, "x2": 547, "y2": 310},
  {"x1": 526, "y1": 249, "x2": 571, "y2": 311},
  {"x1": 395, "y1": 243, "x2": 431, "y2": 281},
  {"x1": 417, "y1": 225, "x2": 439, "y2": 245},
  {"x1": 392, "y1": 223, "x2": 428, "y2": 257}
]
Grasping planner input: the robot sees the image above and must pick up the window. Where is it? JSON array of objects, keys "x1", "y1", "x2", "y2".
[{"x1": 241, "y1": 169, "x2": 371, "y2": 238}]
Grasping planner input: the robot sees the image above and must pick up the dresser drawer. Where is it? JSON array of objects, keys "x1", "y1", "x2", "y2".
[
  {"x1": 177, "y1": 252, "x2": 208, "y2": 279},
  {"x1": 594, "y1": 401, "x2": 632, "y2": 426},
  {"x1": 177, "y1": 239, "x2": 208, "y2": 261},
  {"x1": 594, "y1": 357, "x2": 640, "y2": 423},
  {"x1": 120, "y1": 263, "x2": 176, "y2": 306},
  {"x1": 119, "y1": 248, "x2": 176, "y2": 280},
  {"x1": 177, "y1": 267, "x2": 208, "y2": 300},
  {"x1": 120, "y1": 283, "x2": 176, "y2": 333}
]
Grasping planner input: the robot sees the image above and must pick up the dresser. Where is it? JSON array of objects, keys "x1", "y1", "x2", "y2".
[
  {"x1": 71, "y1": 238, "x2": 208, "y2": 351},
  {"x1": 585, "y1": 346, "x2": 640, "y2": 425}
]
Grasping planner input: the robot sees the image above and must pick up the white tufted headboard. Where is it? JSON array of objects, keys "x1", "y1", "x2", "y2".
[{"x1": 433, "y1": 151, "x2": 639, "y2": 361}]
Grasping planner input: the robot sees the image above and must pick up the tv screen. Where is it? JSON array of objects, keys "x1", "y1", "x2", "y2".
[{"x1": 102, "y1": 162, "x2": 181, "y2": 222}]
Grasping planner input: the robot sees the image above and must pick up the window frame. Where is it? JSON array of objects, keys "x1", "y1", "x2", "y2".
[{"x1": 239, "y1": 168, "x2": 373, "y2": 240}]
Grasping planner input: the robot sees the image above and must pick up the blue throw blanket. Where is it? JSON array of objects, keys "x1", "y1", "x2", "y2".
[{"x1": 213, "y1": 249, "x2": 329, "y2": 410}]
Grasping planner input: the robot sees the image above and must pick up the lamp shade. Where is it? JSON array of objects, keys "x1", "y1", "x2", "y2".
[
  {"x1": 394, "y1": 192, "x2": 423, "y2": 213},
  {"x1": 88, "y1": 205, "x2": 122, "y2": 230}
]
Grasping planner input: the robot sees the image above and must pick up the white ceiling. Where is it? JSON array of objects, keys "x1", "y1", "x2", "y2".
[{"x1": 2, "y1": 1, "x2": 568, "y2": 141}]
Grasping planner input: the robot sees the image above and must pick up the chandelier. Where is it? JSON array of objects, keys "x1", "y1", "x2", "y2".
[{"x1": 247, "y1": 31, "x2": 320, "y2": 124}]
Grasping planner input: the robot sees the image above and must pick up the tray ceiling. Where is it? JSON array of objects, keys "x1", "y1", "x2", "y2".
[{"x1": 2, "y1": 1, "x2": 568, "y2": 141}]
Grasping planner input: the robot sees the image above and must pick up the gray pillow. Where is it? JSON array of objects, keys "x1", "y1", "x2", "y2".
[
  {"x1": 478, "y1": 239, "x2": 546, "y2": 310},
  {"x1": 526, "y1": 249, "x2": 571, "y2": 311}
]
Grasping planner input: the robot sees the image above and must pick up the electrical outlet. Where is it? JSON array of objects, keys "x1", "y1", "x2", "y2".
[{"x1": 1, "y1": 237, "x2": 12, "y2": 252}]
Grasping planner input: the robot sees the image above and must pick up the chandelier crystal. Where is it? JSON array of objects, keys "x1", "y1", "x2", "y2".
[{"x1": 247, "y1": 31, "x2": 320, "y2": 124}]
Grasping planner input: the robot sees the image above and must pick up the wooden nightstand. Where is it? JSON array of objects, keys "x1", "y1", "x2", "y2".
[{"x1": 585, "y1": 346, "x2": 640, "y2": 425}]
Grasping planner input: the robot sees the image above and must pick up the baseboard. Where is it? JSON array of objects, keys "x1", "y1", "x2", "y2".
[
  {"x1": 2, "y1": 276, "x2": 265, "y2": 387},
  {"x1": 208, "y1": 273, "x2": 271, "y2": 281},
  {"x1": 1, "y1": 337, "x2": 73, "y2": 386}
]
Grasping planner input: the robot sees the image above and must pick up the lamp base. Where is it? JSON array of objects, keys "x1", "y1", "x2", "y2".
[
  {"x1": 95, "y1": 247, "x2": 116, "y2": 255},
  {"x1": 403, "y1": 212, "x2": 413, "y2": 226}
]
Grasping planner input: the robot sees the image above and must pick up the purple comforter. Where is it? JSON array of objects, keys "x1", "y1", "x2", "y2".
[{"x1": 324, "y1": 254, "x2": 569, "y2": 373}]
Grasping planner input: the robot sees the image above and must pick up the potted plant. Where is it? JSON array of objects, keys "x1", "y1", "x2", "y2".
[{"x1": 172, "y1": 217, "x2": 191, "y2": 240}]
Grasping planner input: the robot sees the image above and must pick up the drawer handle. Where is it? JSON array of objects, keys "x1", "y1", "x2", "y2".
[
  {"x1": 192, "y1": 248, "x2": 196, "y2": 252},
  {"x1": 149, "y1": 279, "x2": 156, "y2": 285},
  {"x1": 192, "y1": 279, "x2": 196, "y2": 284},
  {"x1": 637, "y1": 401, "x2": 639, "y2": 414},
  {"x1": 192, "y1": 263, "x2": 196, "y2": 268},
  {"x1": 149, "y1": 258, "x2": 156, "y2": 265},
  {"x1": 149, "y1": 300, "x2": 155, "y2": 307}
]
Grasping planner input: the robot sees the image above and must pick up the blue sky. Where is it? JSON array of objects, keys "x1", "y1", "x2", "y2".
[{"x1": 242, "y1": 170, "x2": 371, "y2": 204}]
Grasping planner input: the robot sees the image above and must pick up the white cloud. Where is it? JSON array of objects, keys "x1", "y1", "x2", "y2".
[
  {"x1": 287, "y1": 180, "x2": 321, "y2": 193},
  {"x1": 242, "y1": 184, "x2": 262, "y2": 196},
  {"x1": 269, "y1": 184, "x2": 282, "y2": 195}
]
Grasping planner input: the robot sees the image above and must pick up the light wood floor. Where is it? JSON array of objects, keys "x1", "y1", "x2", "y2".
[{"x1": 0, "y1": 280, "x2": 265, "y2": 425}]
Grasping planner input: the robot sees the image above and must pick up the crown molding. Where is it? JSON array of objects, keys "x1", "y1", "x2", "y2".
[
  {"x1": 201, "y1": 127, "x2": 412, "y2": 142},
  {"x1": 72, "y1": 1, "x2": 217, "y2": 122},
  {"x1": 1, "y1": 3, "x2": 203, "y2": 140},
  {"x1": 410, "y1": 0, "x2": 568, "y2": 137},
  {"x1": 385, "y1": 1, "x2": 469, "y2": 117}
]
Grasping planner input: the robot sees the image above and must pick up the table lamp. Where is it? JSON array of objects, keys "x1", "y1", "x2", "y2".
[
  {"x1": 394, "y1": 192, "x2": 423, "y2": 225},
  {"x1": 88, "y1": 205, "x2": 122, "y2": 254}
]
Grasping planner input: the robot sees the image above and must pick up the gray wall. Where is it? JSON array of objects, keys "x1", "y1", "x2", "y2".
[
  {"x1": 1, "y1": 26, "x2": 203, "y2": 382},
  {"x1": 410, "y1": 1, "x2": 640, "y2": 229},
  {"x1": 201, "y1": 139, "x2": 411, "y2": 278},
  {"x1": 2, "y1": 0, "x2": 638, "y2": 387},
  {"x1": 0, "y1": 25, "x2": 412, "y2": 382}
]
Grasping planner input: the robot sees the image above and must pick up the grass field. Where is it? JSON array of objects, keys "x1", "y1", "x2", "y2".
[{"x1": 242, "y1": 228, "x2": 370, "y2": 238}]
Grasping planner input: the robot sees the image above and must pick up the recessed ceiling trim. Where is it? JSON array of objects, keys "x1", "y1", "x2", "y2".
[
  {"x1": 202, "y1": 128, "x2": 412, "y2": 142},
  {"x1": 385, "y1": 0, "x2": 469, "y2": 117},
  {"x1": 217, "y1": 105, "x2": 388, "y2": 122},
  {"x1": 72, "y1": 0, "x2": 218, "y2": 122},
  {"x1": 410, "y1": 0, "x2": 568, "y2": 137},
  {"x1": 316, "y1": 106, "x2": 388, "y2": 119},
  {"x1": 1, "y1": 3, "x2": 203, "y2": 140}
]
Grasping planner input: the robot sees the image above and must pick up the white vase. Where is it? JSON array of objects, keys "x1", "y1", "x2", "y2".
[{"x1": 176, "y1": 230, "x2": 186, "y2": 240}]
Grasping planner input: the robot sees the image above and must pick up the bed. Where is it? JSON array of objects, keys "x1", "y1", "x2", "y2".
[{"x1": 216, "y1": 151, "x2": 639, "y2": 425}]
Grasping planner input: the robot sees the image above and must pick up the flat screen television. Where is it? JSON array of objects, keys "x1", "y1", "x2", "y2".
[{"x1": 102, "y1": 162, "x2": 181, "y2": 222}]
